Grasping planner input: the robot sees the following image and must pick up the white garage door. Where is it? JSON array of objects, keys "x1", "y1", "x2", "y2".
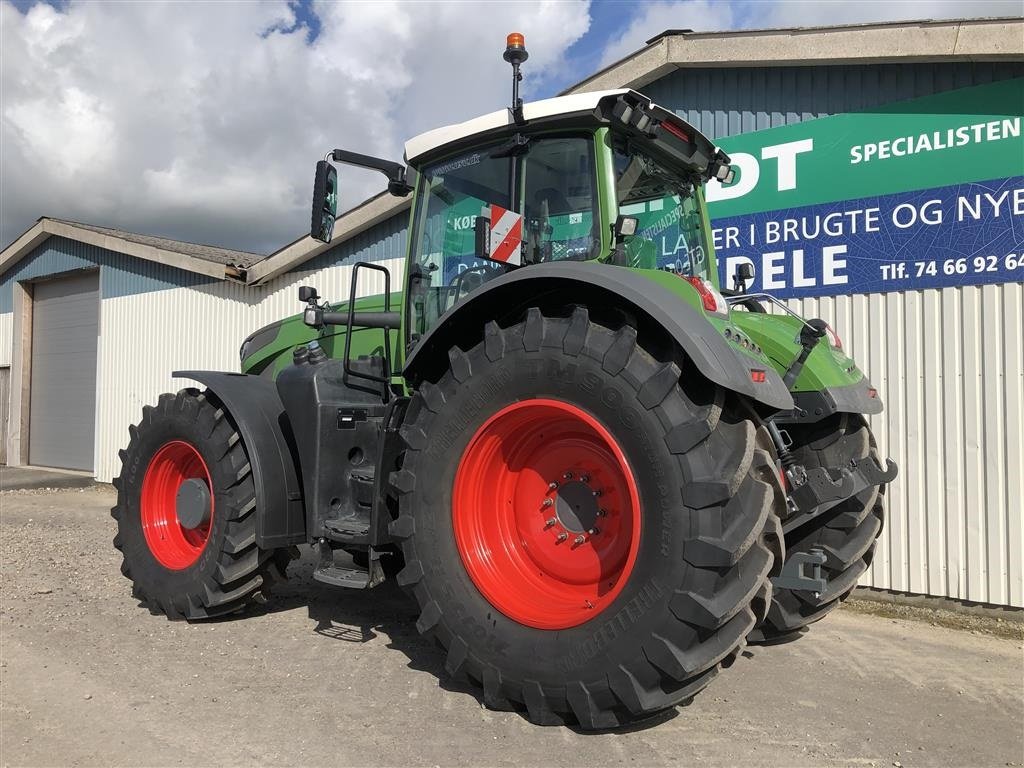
[{"x1": 29, "y1": 272, "x2": 100, "y2": 471}]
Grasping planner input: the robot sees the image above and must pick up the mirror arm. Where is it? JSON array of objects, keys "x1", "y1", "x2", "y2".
[{"x1": 329, "y1": 149, "x2": 413, "y2": 196}]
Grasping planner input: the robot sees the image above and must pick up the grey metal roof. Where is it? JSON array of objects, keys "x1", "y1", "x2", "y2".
[{"x1": 49, "y1": 218, "x2": 263, "y2": 268}]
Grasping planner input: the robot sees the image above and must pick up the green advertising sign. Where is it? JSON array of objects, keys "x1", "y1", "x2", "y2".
[
  {"x1": 707, "y1": 77, "x2": 1024, "y2": 218},
  {"x1": 702, "y1": 77, "x2": 1024, "y2": 298}
]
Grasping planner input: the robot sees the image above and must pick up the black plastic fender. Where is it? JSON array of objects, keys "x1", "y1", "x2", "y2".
[
  {"x1": 174, "y1": 371, "x2": 306, "y2": 549},
  {"x1": 776, "y1": 380, "x2": 885, "y2": 424},
  {"x1": 403, "y1": 262, "x2": 793, "y2": 412}
]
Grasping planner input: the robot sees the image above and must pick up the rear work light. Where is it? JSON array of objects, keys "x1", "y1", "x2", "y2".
[{"x1": 683, "y1": 276, "x2": 729, "y2": 317}]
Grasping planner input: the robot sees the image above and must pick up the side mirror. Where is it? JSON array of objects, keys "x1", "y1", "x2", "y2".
[
  {"x1": 733, "y1": 261, "x2": 755, "y2": 293},
  {"x1": 310, "y1": 160, "x2": 338, "y2": 243},
  {"x1": 613, "y1": 214, "x2": 638, "y2": 239}
]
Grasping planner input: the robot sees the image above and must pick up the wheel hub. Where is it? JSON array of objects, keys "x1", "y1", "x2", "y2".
[
  {"x1": 140, "y1": 441, "x2": 214, "y2": 570},
  {"x1": 452, "y1": 399, "x2": 641, "y2": 630},
  {"x1": 175, "y1": 477, "x2": 212, "y2": 530},
  {"x1": 552, "y1": 478, "x2": 598, "y2": 533}
]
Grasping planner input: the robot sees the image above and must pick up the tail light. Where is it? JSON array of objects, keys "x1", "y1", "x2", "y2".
[
  {"x1": 682, "y1": 276, "x2": 729, "y2": 317},
  {"x1": 660, "y1": 120, "x2": 690, "y2": 143},
  {"x1": 824, "y1": 323, "x2": 843, "y2": 350}
]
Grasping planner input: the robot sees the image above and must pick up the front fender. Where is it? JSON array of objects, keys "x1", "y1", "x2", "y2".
[
  {"x1": 174, "y1": 371, "x2": 306, "y2": 548},
  {"x1": 403, "y1": 262, "x2": 793, "y2": 412}
]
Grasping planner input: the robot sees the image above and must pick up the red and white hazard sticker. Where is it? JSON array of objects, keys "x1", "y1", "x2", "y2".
[{"x1": 488, "y1": 205, "x2": 523, "y2": 266}]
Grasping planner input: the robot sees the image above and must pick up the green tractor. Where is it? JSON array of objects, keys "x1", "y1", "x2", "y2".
[{"x1": 113, "y1": 35, "x2": 896, "y2": 728}]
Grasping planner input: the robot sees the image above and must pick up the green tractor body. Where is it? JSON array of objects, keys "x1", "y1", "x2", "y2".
[{"x1": 113, "y1": 38, "x2": 896, "y2": 728}]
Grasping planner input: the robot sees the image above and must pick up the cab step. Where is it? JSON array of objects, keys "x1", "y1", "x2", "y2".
[
  {"x1": 313, "y1": 563, "x2": 372, "y2": 589},
  {"x1": 313, "y1": 540, "x2": 384, "y2": 589},
  {"x1": 322, "y1": 517, "x2": 370, "y2": 544}
]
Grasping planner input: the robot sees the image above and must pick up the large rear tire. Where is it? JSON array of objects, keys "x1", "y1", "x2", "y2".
[
  {"x1": 390, "y1": 307, "x2": 784, "y2": 728},
  {"x1": 753, "y1": 414, "x2": 885, "y2": 641},
  {"x1": 112, "y1": 389, "x2": 291, "y2": 619}
]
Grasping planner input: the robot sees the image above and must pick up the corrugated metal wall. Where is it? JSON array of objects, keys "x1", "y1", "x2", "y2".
[
  {"x1": 781, "y1": 286, "x2": 1023, "y2": 608},
  {"x1": 0, "y1": 214, "x2": 408, "y2": 483},
  {"x1": 96, "y1": 254, "x2": 406, "y2": 484},
  {"x1": 643, "y1": 62, "x2": 1024, "y2": 140},
  {"x1": 0, "y1": 313, "x2": 12, "y2": 366},
  {"x1": 648, "y1": 62, "x2": 1024, "y2": 607}
]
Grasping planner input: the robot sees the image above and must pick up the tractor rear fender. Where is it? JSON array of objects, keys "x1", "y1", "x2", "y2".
[
  {"x1": 403, "y1": 262, "x2": 793, "y2": 413},
  {"x1": 729, "y1": 311, "x2": 885, "y2": 424},
  {"x1": 174, "y1": 370, "x2": 306, "y2": 549}
]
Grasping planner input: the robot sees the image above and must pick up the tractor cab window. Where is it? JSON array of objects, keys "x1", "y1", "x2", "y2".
[
  {"x1": 408, "y1": 147, "x2": 513, "y2": 337},
  {"x1": 612, "y1": 142, "x2": 710, "y2": 279},
  {"x1": 521, "y1": 136, "x2": 597, "y2": 263},
  {"x1": 407, "y1": 135, "x2": 598, "y2": 339}
]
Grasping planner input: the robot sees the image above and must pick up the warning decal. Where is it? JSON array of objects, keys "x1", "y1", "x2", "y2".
[{"x1": 488, "y1": 205, "x2": 523, "y2": 265}]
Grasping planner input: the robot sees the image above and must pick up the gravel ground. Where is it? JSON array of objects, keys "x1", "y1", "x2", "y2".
[{"x1": 2, "y1": 486, "x2": 1022, "y2": 768}]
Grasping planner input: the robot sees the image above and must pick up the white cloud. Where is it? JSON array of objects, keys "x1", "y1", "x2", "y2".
[{"x1": 1, "y1": 0, "x2": 590, "y2": 252}]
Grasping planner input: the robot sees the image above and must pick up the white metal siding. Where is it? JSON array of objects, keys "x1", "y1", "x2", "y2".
[
  {"x1": 0, "y1": 313, "x2": 12, "y2": 366},
  {"x1": 94, "y1": 256, "x2": 405, "y2": 485},
  {"x1": 788, "y1": 283, "x2": 1024, "y2": 607}
]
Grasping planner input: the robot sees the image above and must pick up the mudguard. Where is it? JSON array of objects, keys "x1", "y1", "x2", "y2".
[
  {"x1": 174, "y1": 371, "x2": 306, "y2": 548},
  {"x1": 779, "y1": 381, "x2": 885, "y2": 424},
  {"x1": 403, "y1": 262, "x2": 793, "y2": 411}
]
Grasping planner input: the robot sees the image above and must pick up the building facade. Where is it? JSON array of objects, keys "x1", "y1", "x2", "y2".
[{"x1": 2, "y1": 18, "x2": 1021, "y2": 607}]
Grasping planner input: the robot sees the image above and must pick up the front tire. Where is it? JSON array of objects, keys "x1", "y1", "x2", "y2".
[
  {"x1": 390, "y1": 308, "x2": 784, "y2": 728},
  {"x1": 112, "y1": 389, "x2": 290, "y2": 619}
]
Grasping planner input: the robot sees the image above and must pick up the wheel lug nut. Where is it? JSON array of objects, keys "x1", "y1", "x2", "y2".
[
  {"x1": 542, "y1": 498, "x2": 553, "y2": 508},
  {"x1": 592, "y1": 489, "x2": 602, "y2": 498},
  {"x1": 555, "y1": 532, "x2": 568, "y2": 543},
  {"x1": 572, "y1": 534, "x2": 586, "y2": 547},
  {"x1": 544, "y1": 518, "x2": 556, "y2": 528},
  {"x1": 588, "y1": 527, "x2": 599, "y2": 535},
  {"x1": 563, "y1": 472, "x2": 573, "y2": 480},
  {"x1": 548, "y1": 481, "x2": 558, "y2": 491},
  {"x1": 597, "y1": 508, "x2": 607, "y2": 517},
  {"x1": 580, "y1": 474, "x2": 590, "y2": 483}
]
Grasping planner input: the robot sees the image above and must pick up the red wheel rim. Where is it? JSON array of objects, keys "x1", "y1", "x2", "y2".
[
  {"x1": 141, "y1": 441, "x2": 214, "y2": 570},
  {"x1": 453, "y1": 399, "x2": 641, "y2": 629}
]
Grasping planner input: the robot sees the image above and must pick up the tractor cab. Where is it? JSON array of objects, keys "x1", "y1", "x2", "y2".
[
  {"x1": 309, "y1": 33, "x2": 734, "y2": 350},
  {"x1": 402, "y1": 117, "x2": 723, "y2": 340}
]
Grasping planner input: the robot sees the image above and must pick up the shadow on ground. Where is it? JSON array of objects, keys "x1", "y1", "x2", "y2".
[
  {"x1": 201, "y1": 547, "x2": 701, "y2": 732},
  {"x1": 232, "y1": 549, "x2": 492, "y2": 713}
]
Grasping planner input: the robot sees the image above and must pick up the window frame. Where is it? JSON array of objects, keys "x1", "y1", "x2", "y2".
[
  {"x1": 608, "y1": 133, "x2": 718, "y2": 281},
  {"x1": 403, "y1": 130, "x2": 604, "y2": 345}
]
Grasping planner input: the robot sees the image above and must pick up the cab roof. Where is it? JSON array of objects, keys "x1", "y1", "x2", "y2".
[{"x1": 404, "y1": 89, "x2": 632, "y2": 165}]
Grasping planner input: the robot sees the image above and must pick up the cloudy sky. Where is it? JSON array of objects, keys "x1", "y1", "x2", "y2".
[{"x1": 1, "y1": 0, "x2": 1020, "y2": 254}]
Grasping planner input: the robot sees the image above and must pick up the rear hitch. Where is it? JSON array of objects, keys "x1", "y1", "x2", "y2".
[
  {"x1": 783, "y1": 454, "x2": 898, "y2": 534},
  {"x1": 772, "y1": 547, "x2": 828, "y2": 596}
]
